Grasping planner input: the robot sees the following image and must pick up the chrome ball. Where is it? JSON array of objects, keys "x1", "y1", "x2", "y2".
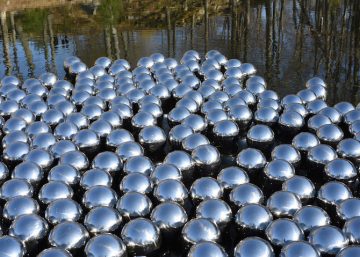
[
  {"x1": 205, "y1": 109, "x2": 228, "y2": 127},
  {"x1": 85, "y1": 233, "x2": 127, "y2": 257},
  {"x1": 190, "y1": 177, "x2": 223, "y2": 203},
  {"x1": 229, "y1": 183, "x2": 264, "y2": 208},
  {"x1": 153, "y1": 179, "x2": 188, "y2": 204},
  {"x1": 49, "y1": 221, "x2": 89, "y2": 251},
  {"x1": 92, "y1": 151, "x2": 122, "y2": 175},
  {"x1": 131, "y1": 111, "x2": 156, "y2": 130},
  {"x1": 319, "y1": 107, "x2": 341, "y2": 124},
  {"x1": 12, "y1": 161, "x2": 43, "y2": 185},
  {"x1": 228, "y1": 105, "x2": 253, "y2": 129},
  {"x1": 45, "y1": 197, "x2": 82, "y2": 225},
  {"x1": 3, "y1": 142, "x2": 30, "y2": 163},
  {"x1": 337, "y1": 246, "x2": 360, "y2": 257},
  {"x1": 116, "y1": 141, "x2": 144, "y2": 162},
  {"x1": 280, "y1": 241, "x2": 320, "y2": 257},
  {"x1": 192, "y1": 145, "x2": 221, "y2": 176},
  {"x1": 292, "y1": 132, "x2": 320, "y2": 154},
  {"x1": 317, "y1": 181, "x2": 352, "y2": 207},
  {"x1": 31, "y1": 132, "x2": 56, "y2": 150},
  {"x1": 54, "y1": 121, "x2": 79, "y2": 140},
  {"x1": 236, "y1": 148, "x2": 267, "y2": 172},
  {"x1": 37, "y1": 248, "x2": 73, "y2": 257},
  {"x1": 217, "y1": 166, "x2": 249, "y2": 191},
  {"x1": 59, "y1": 150, "x2": 89, "y2": 172},
  {"x1": 84, "y1": 206, "x2": 122, "y2": 234},
  {"x1": 271, "y1": 144, "x2": 301, "y2": 167},
  {"x1": 25, "y1": 148, "x2": 54, "y2": 170},
  {"x1": 308, "y1": 225, "x2": 348, "y2": 256},
  {"x1": 246, "y1": 124, "x2": 274, "y2": 149},
  {"x1": 150, "y1": 163, "x2": 182, "y2": 185},
  {"x1": 182, "y1": 133, "x2": 210, "y2": 152},
  {"x1": 278, "y1": 110, "x2": 304, "y2": 134},
  {"x1": 343, "y1": 216, "x2": 360, "y2": 244},
  {"x1": 308, "y1": 144, "x2": 337, "y2": 168},
  {"x1": 9, "y1": 214, "x2": 48, "y2": 244},
  {"x1": 0, "y1": 178, "x2": 33, "y2": 201},
  {"x1": 254, "y1": 107, "x2": 279, "y2": 126},
  {"x1": 106, "y1": 129, "x2": 134, "y2": 148},
  {"x1": 293, "y1": 205, "x2": 330, "y2": 233},
  {"x1": 3, "y1": 196, "x2": 39, "y2": 221},
  {"x1": 235, "y1": 203, "x2": 273, "y2": 234},
  {"x1": 265, "y1": 218, "x2": 304, "y2": 247},
  {"x1": 334, "y1": 101, "x2": 355, "y2": 116},
  {"x1": 234, "y1": 236, "x2": 275, "y2": 257},
  {"x1": 169, "y1": 124, "x2": 194, "y2": 147},
  {"x1": 80, "y1": 168, "x2": 112, "y2": 190},
  {"x1": 121, "y1": 218, "x2": 161, "y2": 255},
  {"x1": 324, "y1": 158, "x2": 357, "y2": 181},
  {"x1": 0, "y1": 235, "x2": 26, "y2": 257},
  {"x1": 138, "y1": 125, "x2": 166, "y2": 151},
  {"x1": 182, "y1": 218, "x2": 220, "y2": 246},
  {"x1": 2, "y1": 131, "x2": 28, "y2": 149},
  {"x1": 151, "y1": 201, "x2": 188, "y2": 231},
  {"x1": 264, "y1": 160, "x2": 295, "y2": 182},
  {"x1": 336, "y1": 198, "x2": 360, "y2": 222},
  {"x1": 282, "y1": 175, "x2": 316, "y2": 203},
  {"x1": 196, "y1": 199, "x2": 232, "y2": 229},
  {"x1": 266, "y1": 191, "x2": 302, "y2": 218},
  {"x1": 123, "y1": 156, "x2": 154, "y2": 176},
  {"x1": 164, "y1": 150, "x2": 195, "y2": 179},
  {"x1": 50, "y1": 140, "x2": 78, "y2": 160},
  {"x1": 308, "y1": 114, "x2": 332, "y2": 132},
  {"x1": 82, "y1": 185, "x2": 118, "y2": 209},
  {"x1": 48, "y1": 164, "x2": 80, "y2": 186},
  {"x1": 116, "y1": 191, "x2": 152, "y2": 219},
  {"x1": 307, "y1": 99, "x2": 328, "y2": 115},
  {"x1": 120, "y1": 172, "x2": 152, "y2": 194},
  {"x1": 337, "y1": 138, "x2": 360, "y2": 164},
  {"x1": 188, "y1": 241, "x2": 228, "y2": 257},
  {"x1": 38, "y1": 181, "x2": 73, "y2": 205},
  {"x1": 316, "y1": 124, "x2": 344, "y2": 146}
]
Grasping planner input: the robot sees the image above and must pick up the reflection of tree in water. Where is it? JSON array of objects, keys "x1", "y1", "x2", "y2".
[{"x1": 0, "y1": 0, "x2": 359, "y2": 103}]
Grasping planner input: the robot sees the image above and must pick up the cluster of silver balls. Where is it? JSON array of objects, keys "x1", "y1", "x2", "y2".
[{"x1": 0, "y1": 49, "x2": 360, "y2": 257}]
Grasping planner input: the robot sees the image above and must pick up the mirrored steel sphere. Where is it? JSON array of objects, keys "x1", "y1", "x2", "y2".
[
  {"x1": 343, "y1": 216, "x2": 360, "y2": 244},
  {"x1": 0, "y1": 178, "x2": 33, "y2": 201},
  {"x1": 50, "y1": 140, "x2": 78, "y2": 160},
  {"x1": 316, "y1": 124, "x2": 344, "y2": 146},
  {"x1": 267, "y1": 191, "x2": 302, "y2": 218},
  {"x1": 49, "y1": 221, "x2": 89, "y2": 251},
  {"x1": 334, "y1": 101, "x2": 354, "y2": 116},
  {"x1": 116, "y1": 141, "x2": 144, "y2": 162},
  {"x1": 292, "y1": 132, "x2": 320, "y2": 154},
  {"x1": 293, "y1": 205, "x2": 330, "y2": 234},
  {"x1": 182, "y1": 218, "x2": 220, "y2": 246},
  {"x1": 265, "y1": 218, "x2": 304, "y2": 247},
  {"x1": 45, "y1": 198, "x2": 82, "y2": 225},
  {"x1": 192, "y1": 145, "x2": 221, "y2": 176},
  {"x1": 37, "y1": 248, "x2": 72, "y2": 257},
  {"x1": 9, "y1": 214, "x2": 48, "y2": 244},
  {"x1": 3, "y1": 141, "x2": 30, "y2": 163},
  {"x1": 0, "y1": 235, "x2": 26, "y2": 257},
  {"x1": 164, "y1": 150, "x2": 195, "y2": 179},
  {"x1": 151, "y1": 201, "x2": 188, "y2": 232},
  {"x1": 337, "y1": 138, "x2": 360, "y2": 164},
  {"x1": 106, "y1": 129, "x2": 134, "y2": 149},
  {"x1": 82, "y1": 185, "x2": 118, "y2": 209},
  {"x1": 121, "y1": 218, "x2": 161, "y2": 255},
  {"x1": 308, "y1": 144, "x2": 337, "y2": 168},
  {"x1": 59, "y1": 150, "x2": 89, "y2": 172},
  {"x1": 324, "y1": 158, "x2": 357, "y2": 181},
  {"x1": 229, "y1": 183, "x2": 264, "y2": 208},
  {"x1": 92, "y1": 151, "x2": 122, "y2": 175},
  {"x1": 80, "y1": 168, "x2": 112, "y2": 190},
  {"x1": 11, "y1": 108, "x2": 35, "y2": 125},
  {"x1": 282, "y1": 175, "x2": 316, "y2": 203},
  {"x1": 190, "y1": 177, "x2": 223, "y2": 203},
  {"x1": 188, "y1": 241, "x2": 228, "y2": 257},
  {"x1": 264, "y1": 160, "x2": 295, "y2": 182},
  {"x1": 317, "y1": 181, "x2": 352, "y2": 207},
  {"x1": 247, "y1": 124, "x2": 274, "y2": 149},
  {"x1": 196, "y1": 199, "x2": 232, "y2": 229},
  {"x1": 254, "y1": 107, "x2": 279, "y2": 126},
  {"x1": 337, "y1": 246, "x2": 360, "y2": 257},
  {"x1": 48, "y1": 164, "x2": 80, "y2": 186},
  {"x1": 116, "y1": 191, "x2": 152, "y2": 219},
  {"x1": 169, "y1": 124, "x2": 194, "y2": 147},
  {"x1": 138, "y1": 125, "x2": 166, "y2": 151},
  {"x1": 85, "y1": 233, "x2": 127, "y2": 257},
  {"x1": 153, "y1": 178, "x2": 188, "y2": 204},
  {"x1": 235, "y1": 203, "x2": 273, "y2": 233},
  {"x1": 236, "y1": 148, "x2": 267, "y2": 172},
  {"x1": 308, "y1": 225, "x2": 348, "y2": 256},
  {"x1": 336, "y1": 198, "x2": 360, "y2": 222},
  {"x1": 271, "y1": 144, "x2": 301, "y2": 167},
  {"x1": 278, "y1": 111, "x2": 304, "y2": 134},
  {"x1": 38, "y1": 181, "x2": 73, "y2": 205},
  {"x1": 25, "y1": 148, "x2": 54, "y2": 170},
  {"x1": 12, "y1": 161, "x2": 43, "y2": 185},
  {"x1": 217, "y1": 166, "x2": 249, "y2": 191},
  {"x1": 54, "y1": 122, "x2": 79, "y2": 140},
  {"x1": 280, "y1": 241, "x2": 320, "y2": 257},
  {"x1": 150, "y1": 163, "x2": 182, "y2": 185},
  {"x1": 234, "y1": 237, "x2": 275, "y2": 257},
  {"x1": 84, "y1": 206, "x2": 122, "y2": 234},
  {"x1": 120, "y1": 172, "x2": 152, "y2": 194},
  {"x1": 3, "y1": 196, "x2": 39, "y2": 221}
]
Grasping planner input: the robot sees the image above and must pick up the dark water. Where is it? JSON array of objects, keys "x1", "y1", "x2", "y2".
[{"x1": 0, "y1": 0, "x2": 359, "y2": 104}]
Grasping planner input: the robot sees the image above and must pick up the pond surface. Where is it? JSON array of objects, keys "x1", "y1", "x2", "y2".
[{"x1": 0, "y1": 0, "x2": 359, "y2": 104}]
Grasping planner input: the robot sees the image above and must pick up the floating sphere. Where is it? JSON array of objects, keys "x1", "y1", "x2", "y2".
[
  {"x1": 265, "y1": 218, "x2": 304, "y2": 247},
  {"x1": 45, "y1": 198, "x2": 82, "y2": 225},
  {"x1": 59, "y1": 150, "x2": 89, "y2": 171},
  {"x1": 196, "y1": 199, "x2": 232, "y2": 229},
  {"x1": 169, "y1": 124, "x2": 194, "y2": 147},
  {"x1": 80, "y1": 169, "x2": 112, "y2": 190},
  {"x1": 271, "y1": 144, "x2": 301, "y2": 167},
  {"x1": 228, "y1": 105, "x2": 253, "y2": 129},
  {"x1": 316, "y1": 124, "x2": 344, "y2": 146},
  {"x1": 3, "y1": 141, "x2": 30, "y2": 163},
  {"x1": 247, "y1": 124, "x2": 274, "y2": 149},
  {"x1": 12, "y1": 161, "x2": 43, "y2": 185},
  {"x1": 334, "y1": 102, "x2": 355, "y2": 116},
  {"x1": 264, "y1": 160, "x2": 295, "y2": 182},
  {"x1": 337, "y1": 138, "x2": 360, "y2": 164},
  {"x1": 308, "y1": 144, "x2": 337, "y2": 168},
  {"x1": 308, "y1": 225, "x2": 348, "y2": 256},
  {"x1": 317, "y1": 181, "x2": 352, "y2": 207},
  {"x1": 92, "y1": 151, "x2": 122, "y2": 175},
  {"x1": 0, "y1": 178, "x2": 33, "y2": 201},
  {"x1": 151, "y1": 201, "x2": 188, "y2": 231},
  {"x1": 85, "y1": 233, "x2": 127, "y2": 257},
  {"x1": 107, "y1": 129, "x2": 134, "y2": 148},
  {"x1": 182, "y1": 114, "x2": 208, "y2": 133},
  {"x1": 236, "y1": 148, "x2": 267, "y2": 172},
  {"x1": 182, "y1": 133, "x2": 210, "y2": 152},
  {"x1": 292, "y1": 132, "x2": 320, "y2": 154},
  {"x1": 121, "y1": 218, "x2": 161, "y2": 255},
  {"x1": 343, "y1": 216, "x2": 360, "y2": 244},
  {"x1": 164, "y1": 150, "x2": 195, "y2": 179},
  {"x1": 267, "y1": 191, "x2": 302, "y2": 218},
  {"x1": 39, "y1": 181, "x2": 73, "y2": 205},
  {"x1": 324, "y1": 158, "x2": 357, "y2": 181},
  {"x1": 336, "y1": 198, "x2": 360, "y2": 222},
  {"x1": 234, "y1": 237, "x2": 275, "y2": 257},
  {"x1": 50, "y1": 140, "x2": 78, "y2": 160},
  {"x1": 116, "y1": 141, "x2": 144, "y2": 162},
  {"x1": 191, "y1": 145, "x2": 221, "y2": 176},
  {"x1": 138, "y1": 125, "x2": 166, "y2": 151},
  {"x1": 293, "y1": 205, "x2": 330, "y2": 233},
  {"x1": 153, "y1": 179, "x2": 188, "y2": 204},
  {"x1": 254, "y1": 107, "x2": 279, "y2": 126},
  {"x1": 49, "y1": 221, "x2": 89, "y2": 251}
]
